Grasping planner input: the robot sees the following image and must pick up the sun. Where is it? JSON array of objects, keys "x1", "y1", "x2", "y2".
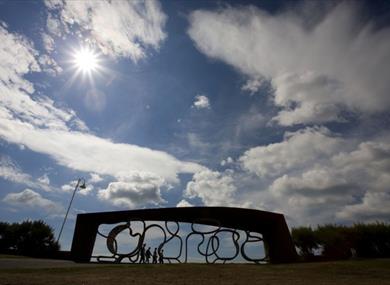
[{"x1": 73, "y1": 47, "x2": 99, "y2": 73}]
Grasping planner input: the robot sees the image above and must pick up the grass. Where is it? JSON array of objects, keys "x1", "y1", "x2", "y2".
[{"x1": 0, "y1": 259, "x2": 389, "y2": 285}]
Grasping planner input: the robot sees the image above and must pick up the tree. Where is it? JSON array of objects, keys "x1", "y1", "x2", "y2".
[
  {"x1": 314, "y1": 225, "x2": 353, "y2": 260},
  {"x1": 291, "y1": 226, "x2": 319, "y2": 258},
  {"x1": 0, "y1": 220, "x2": 59, "y2": 257}
]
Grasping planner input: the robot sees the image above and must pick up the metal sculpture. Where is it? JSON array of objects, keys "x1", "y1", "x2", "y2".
[
  {"x1": 71, "y1": 207, "x2": 297, "y2": 264},
  {"x1": 93, "y1": 220, "x2": 266, "y2": 263}
]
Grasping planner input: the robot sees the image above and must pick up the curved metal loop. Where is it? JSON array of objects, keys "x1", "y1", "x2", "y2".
[
  {"x1": 240, "y1": 231, "x2": 268, "y2": 263},
  {"x1": 92, "y1": 220, "x2": 266, "y2": 264}
]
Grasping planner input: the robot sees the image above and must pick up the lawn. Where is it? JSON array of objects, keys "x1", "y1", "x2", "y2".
[{"x1": 0, "y1": 259, "x2": 389, "y2": 285}]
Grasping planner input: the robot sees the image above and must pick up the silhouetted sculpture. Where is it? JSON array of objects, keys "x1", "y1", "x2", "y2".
[
  {"x1": 152, "y1": 248, "x2": 158, "y2": 264},
  {"x1": 71, "y1": 207, "x2": 297, "y2": 264}
]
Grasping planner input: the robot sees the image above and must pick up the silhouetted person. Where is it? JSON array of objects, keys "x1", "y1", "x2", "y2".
[
  {"x1": 145, "y1": 247, "x2": 151, "y2": 263},
  {"x1": 158, "y1": 249, "x2": 164, "y2": 264},
  {"x1": 152, "y1": 248, "x2": 158, "y2": 264},
  {"x1": 139, "y1": 243, "x2": 146, "y2": 263}
]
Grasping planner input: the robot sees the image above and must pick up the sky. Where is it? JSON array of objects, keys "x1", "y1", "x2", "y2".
[{"x1": 0, "y1": 0, "x2": 390, "y2": 252}]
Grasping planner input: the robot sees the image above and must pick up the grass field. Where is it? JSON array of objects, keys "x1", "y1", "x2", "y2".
[{"x1": 0, "y1": 259, "x2": 389, "y2": 285}]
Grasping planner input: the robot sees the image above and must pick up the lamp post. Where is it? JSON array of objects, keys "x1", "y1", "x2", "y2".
[{"x1": 57, "y1": 178, "x2": 86, "y2": 243}]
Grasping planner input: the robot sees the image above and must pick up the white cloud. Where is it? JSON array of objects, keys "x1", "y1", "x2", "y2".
[
  {"x1": 0, "y1": 24, "x2": 204, "y2": 188},
  {"x1": 98, "y1": 172, "x2": 166, "y2": 208},
  {"x1": 3, "y1": 189, "x2": 62, "y2": 214},
  {"x1": 240, "y1": 127, "x2": 343, "y2": 177},
  {"x1": 41, "y1": 32, "x2": 55, "y2": 53},
  {"x1": 239, "y1": 127, "x2": 390, "y2": 223},
  {"x1": 38, "y1": 54, "x2": 62, "y2": 76},
  {"x1": 37, "y1": 174, "x2": 50, "y2": 185},
  {"x1": 0, "y1": 156, "x2": 33, "y2": 185},
  {"x1": 45, "y1": 0, "x2": 167, "y2": 61},
  {"x1": 337, "y1": 192, "x2": 390, "y2": 221},
  {"x1": 88, "y1": 173, "x2": 103, "y2": 184},
  {"x1": 46, "y1": 12, "x2": 62, "y2": 36},
  {"x1": 0, "y1": 25, "x2": 39, "y2": 93},
  {"x1": 220, "y1": 157, "x2": 233, "y2": 167},
  {"x1": 185, "y1": 169, "x2": 237, "y2": 206},
  {"x1": 0, "y1": 156, "x2": 52, "y2": 192},
  {"x1": 188, "y1": 3, "x2": 390, "y2": 125},
  {"x1": 192, "y1": 94, "x2": 210, "y2": 109},
  {"x1": 176, "y1": 199, "x2": 194, "y2": 207},
  {"x1": 61, "y1": 180, "x2": 93, "y2": 196},
  {"x1": 241, "y1": 77, "x2": 264, "y2": 94},
  {"x1": 0, "y1": 25, "x2": 86, "y2": 132}
]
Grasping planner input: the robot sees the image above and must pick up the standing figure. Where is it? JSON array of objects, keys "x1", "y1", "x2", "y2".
[
  {"x1": 158, "y1": 249, "x2": 164, "y2": 264},
  {"x1": 139, "y1": 243, "x2": 146, "y2": 264},
  {"x1": 152, "y1": 248, "x2": 158, "y2": 264},
  {"x1": 145, "y1": 247, "x2": 151, "y2": 264}
]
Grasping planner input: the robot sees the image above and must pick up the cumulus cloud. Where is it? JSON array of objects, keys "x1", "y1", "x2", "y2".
[
  {"x1": 44, "y1": 0, "x2": 167, "y2": 61},
  {"x1": 337, "y1": 192, "x2": 390, "y2": 222},
  {"x1": 239, "y1": 127, "x2": 390, "y2": 223},
  {"x1": 188, "y1": 3, "x2": 390, "y2": 125},
  {"x1": 185, "y1": 169, "x2": 237, "y2": 206},
  {"x1": 192, "y1": 94, "x2": 210, "y2": 109},
  {"x1": 98, "y1": 172, "x2": 166, "y2": 208},
  {"x1": 240, "y1": 127, "x2": 343, "y2": 177},
  {"x1": 3, "y1": 189, "x2": 62, "y2": 214}
]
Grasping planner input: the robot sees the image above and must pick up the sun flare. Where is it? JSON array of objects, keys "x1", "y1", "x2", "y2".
[{"x1": 73, "y1": 47, "x2": 99, "y2": 73}]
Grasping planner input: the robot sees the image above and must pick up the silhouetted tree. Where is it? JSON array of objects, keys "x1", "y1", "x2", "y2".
[
  {"x1": 291, "y1": 226, "x2": 319, "y2": 257},
  {"x1": 0, "y1": 220, "x2": 59, "y2": 257},
  {"x1": 316, "y1": 224, "x2": 353, "y2": 259},
  {"x1": 352, "y1": 223, "x2": 390, "y2": 258},
  {"x1": 0, "y1": 222, "x2": 13, "y2": 253},
  {"x1": 292, "y1": 222, "x2": 390, "y2": 261}
]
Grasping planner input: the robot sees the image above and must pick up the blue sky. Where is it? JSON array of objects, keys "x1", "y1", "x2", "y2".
[{"x1": 1, "y1": 0, "x2": 390, "y2": 251}]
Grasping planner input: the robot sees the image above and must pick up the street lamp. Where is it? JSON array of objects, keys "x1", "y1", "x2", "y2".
[{"x1": 57, "y1": 178, "x2": 86, "y2": 243}]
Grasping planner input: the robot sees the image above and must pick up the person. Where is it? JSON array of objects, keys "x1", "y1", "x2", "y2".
[
  {"x1": 158, "y1": 249, "x2": 164, "y2": 264},
  {"x1": 139, "y1": 243, "x2": 146, "y2": 264},
  {"x1": 145, "y1": 247, "x2": 151, "y2": 264},
  {"x1": 152, "y1": 248, "x2": 158, "y2": 264}
]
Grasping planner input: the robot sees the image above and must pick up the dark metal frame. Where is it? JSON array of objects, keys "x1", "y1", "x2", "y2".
[{"x1": 71, "y1": 207, "x2": 297, "y2": 264}]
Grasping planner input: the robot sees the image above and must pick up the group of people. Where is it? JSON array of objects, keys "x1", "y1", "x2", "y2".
[{"x1": 139, "y1": 243, "x2": 164, "y2": 264}]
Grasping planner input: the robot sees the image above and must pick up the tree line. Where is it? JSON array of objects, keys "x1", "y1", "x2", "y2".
[
  {"x1": 292, "y1": 223, "x2": 390, "y2": 260},
  {"x1": 0, "y1": 220, "x2": 59, "y2": 258}
]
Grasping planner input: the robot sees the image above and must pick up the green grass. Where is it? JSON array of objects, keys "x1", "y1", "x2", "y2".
[
  {"x1": 0, "y1": 259, "x2": 390, "y2": 285},
  {"x1": 0, "y1": 254, "x2": 29, "y2": 259}
]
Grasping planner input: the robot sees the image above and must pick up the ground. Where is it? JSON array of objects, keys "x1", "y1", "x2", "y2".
[{"x1": 0, "y1": 257, "x2": 389, "y2": 285}]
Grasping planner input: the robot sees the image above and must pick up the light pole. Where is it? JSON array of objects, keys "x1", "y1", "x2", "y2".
[{"x1": 57, "y1": 178, "x2": 86, "y2": 243}]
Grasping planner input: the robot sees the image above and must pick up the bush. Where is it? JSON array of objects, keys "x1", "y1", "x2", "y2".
[
  {"x1": 0, "y1": 220, "x2": 59, "y2": 258},
  {"x1": 292, "y1": 222, "x2": 390, "y2": 261}
]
